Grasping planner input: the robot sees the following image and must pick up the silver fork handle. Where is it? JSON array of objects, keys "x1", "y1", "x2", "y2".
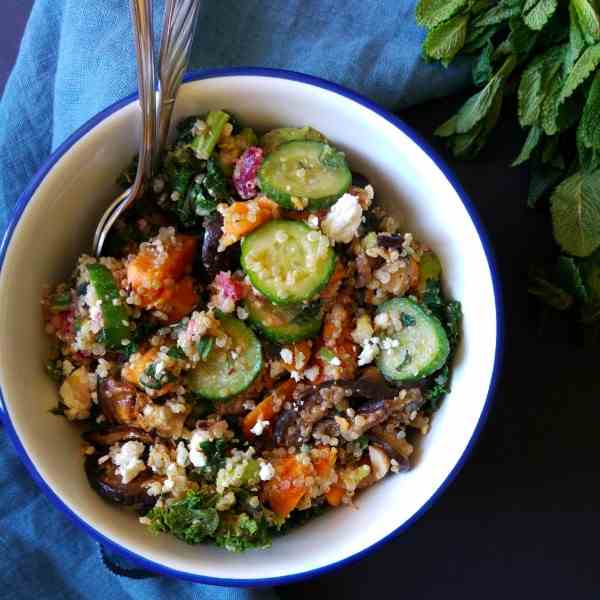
[
  {"x1": 130, "y1": 0, "x2": 157, "y2": 194},
  {"x1": 157, "y1": 0, "x2": 201, "y2": 153}
]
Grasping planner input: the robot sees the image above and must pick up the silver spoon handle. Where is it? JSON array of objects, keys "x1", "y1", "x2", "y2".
[
  {"x1": 157, "y1": 0, "x2": 201, "y2": 153},
  {"x1": 131, "y1": 0, "x2": 157, "y2": 188}
]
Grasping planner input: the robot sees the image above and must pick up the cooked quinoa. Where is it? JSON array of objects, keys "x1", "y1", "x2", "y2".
[{"x1": 43, "y1": 112, "x2": 461, "y2": 552}]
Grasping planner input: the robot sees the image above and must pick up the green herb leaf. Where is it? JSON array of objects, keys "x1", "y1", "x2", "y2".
[
  {"x1": 572, "y1": 0, "x2": 600, "y2": 44},
  {"x1": 528, "y1": 269, "x2": 574, "y2": 309},
  {"x1": 560, "y1": 42, "x2": 600, "y2": 102},
  {"x1": 527, "y1": 164, "x2": 565, "y2": 207},
  {"x1": 215, "y1": 514, "x2": 271, "y2": 552},
  {"x1": 456, "y1": 55, "x2": 516, "y2": 133},
  {"x1": 523, "y1": 0, "x2": 558, "y2": 32},
  {"x1": 551, "y1": 170, "x2": 600, "y2": 257},
  {"x1": 197, "y1": 337, "x2": 214, "y2": 361},
  {"x1": 565, "y1": 1, "x2": 587, "y2": 72},
  {"x1": 415, "y1": 0, "x2": 469, "y2": 28},
  {"x1": 557, "y1": 255, "x2": 589, "y2": 302},
  {"x1": 167, "y1": 346, "x2": 187, "y2": 360},
  {"x1": 400, "y1": 312, "x2": 417, "y2": 327},
  {"x1": 512, "y1": 125, "x2": 543, "y2": 166},
  {"x1": 579, "y1": 70, "x2": 600, "y2": 149},
  {"x1": 318, "y1": 347, "x2": 338, "y2": 364},
  {"x1": 423, "y1": 14, "x2": 470, "y2": 64},
  {"x1": 423, "y1": 365, "x2": 450, "y2": 412},
  {"x1": 473, "y1": 40, "x2": 495, "y2": 85},
  {"x1": 472, "y1": 1, "x2": 522, "y2": 28}
]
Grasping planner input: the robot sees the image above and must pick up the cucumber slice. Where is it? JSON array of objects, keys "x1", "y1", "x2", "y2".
[
  {"x1": 86, "y1": 263, "x2": 130, "y2": 350},
  {"x1": 244, "y1": 293, "x2": 322, "y2": 343},
  {"x1": 241, "y1": 220, "x2": 336, "y2": 305},
  {"x1": 376, "y1": 298, "x2": 449, "y2": 383},
  {"x1": 187, "y1": 314, "x2": 262, "y2": 401},
  {"x1": 257, "y1": 141, "x2": 351, "y2": 210},
  {"x1": 259, "y1": 126, "x2": 326, "y2": 155}
]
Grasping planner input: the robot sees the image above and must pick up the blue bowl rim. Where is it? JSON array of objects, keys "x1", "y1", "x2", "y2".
[{"x1": 0, "y1": 66, "x2": 504, "y2": 588}]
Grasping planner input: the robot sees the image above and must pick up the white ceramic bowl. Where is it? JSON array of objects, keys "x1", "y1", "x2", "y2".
[{"x1": 0, "y1": 68, "x2": 502, "y2": 586}]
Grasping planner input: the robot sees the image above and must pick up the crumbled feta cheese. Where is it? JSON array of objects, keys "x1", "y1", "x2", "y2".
[
  {"x1": 357, "y1": 337, "x2": 380, "y2": 366},
  {"x1": 248, "y1": 495, "x2": 260, "y2": 509},
  {"x1": 259, "y1": 461, "x2": 275, "y2": 481},
  {"x1": 321, "y1": 193, "x2": 363, "y2": 243},
  {"x1": 280, "y1": 348, "x2": 293, "y2": 364},
  {"x1": 364, "y1": 184, "x2": 375, "y2": 201},
  {"x1": 330, "y1": 356, "x2": 341, "y2": 367},
  {"x1": 236, "y1": 306, "x2": 248, "y2": 320},
  {"x1": 188, "y1": 429, "x2": 210, "y2": 467},
  {"x1": 109, "y1": 441, "x2": 146, "y2": 484},
  {"x1": 374, "y1": 312, "x2": 390, "y2": 329},
  {"x1": 304, "y1": 366, "x2": 320, "y2": 382},
  {"x1": 307, "y1": 214, "x2": 319, "y2": 229},
  {"x1": 250, "y1": 419, "x2": 270, "y2": 436}
]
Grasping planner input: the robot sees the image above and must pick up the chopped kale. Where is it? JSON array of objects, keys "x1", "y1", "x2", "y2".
[
  {"x1": 147, "y1": 490, "x2": 219, "y2": 544},
  {"x1": 215, "y1": 513, "x2": 271, "y2": 552},
  {"x1": 46, "y1": 359, "x2": 63, "y2": 383},
  {"x1": 167, "y1": 346, "x2": 187, "y2": 360},
  {"x1": 423, "y1": 365, "x2": 450, "y2": 412}
]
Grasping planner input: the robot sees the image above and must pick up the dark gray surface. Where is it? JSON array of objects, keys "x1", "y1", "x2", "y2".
[{"x1": 1, "y1": 4, "x2": 598, "y2": 599}]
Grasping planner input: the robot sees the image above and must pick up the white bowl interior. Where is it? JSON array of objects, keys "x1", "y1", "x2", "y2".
[{"x1": 0, "y1": 74, "x2": 498, "y2": 581}]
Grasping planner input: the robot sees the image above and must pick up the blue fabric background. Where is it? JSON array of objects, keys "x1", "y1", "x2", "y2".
[{"x1": 0, "y1": 1, "x2": 468, "y2": 598}]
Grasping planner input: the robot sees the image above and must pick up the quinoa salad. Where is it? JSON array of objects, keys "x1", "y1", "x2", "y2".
[{"x1": 43, "y1": 111, "x2": 462, "y2": 552}]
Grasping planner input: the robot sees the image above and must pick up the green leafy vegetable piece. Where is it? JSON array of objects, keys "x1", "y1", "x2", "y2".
[
  {"x1": 528, "y1": 268, "x2": 574, "y2": 309},
  {"x1": 455, "y1": 55, "x2": 516, "y2": 133},
  {"x1": 551, "y1": 170, "x2": 600, "y2": 257},
  {"x1": 523, "y1": 0, "x2": 558, "y2": 32},
  {"x1": 423, "y1": 14, "x2": 470, "y2": 64},
  {"x1": 318, "y1": 347, "x2": 338, "y2": 364},
  {"x1": 473, "y1": 40, "x2": 495, "y2": 85},
  {"x1": 560, "y1": 42, "x2": 600, "y2": 102},
  {"x1": 147, "y1": 490, "x2": 219, "y2": 544},
  {"x1": 50, "y1": 291, "x2": 71, "y2": 312},
  {"x1": 512, "y1": 125, "x2": 542, "y2": 166},
  {"x1": 444, "y1": 300, "x2": 463, "y2": 349},
  {"x1": 415, "y1": 0, "x2": 469, "y2": 28},
  {"x1": 46, "y1": 360, "x2": 63, "y2": 383},
  {"x1": 167, "y1": 346, "x2": 186, "y2": 360},
  {"x1": 197, "y1": 336, "x2": 214, "y2": 361},
  {"x1": 565, "y1": 1, "x2": 588, "y2": 71},
  {"x1": 577, "y1": 122, "x2": 600, "y2": 171},
  {"x1": 215, "y1": 514, "x2": 271, "y2": 552},
  {"x1": 190, "y1": 110, "x2": 230, "y2": 160},
  {"x1": 472, "y1": 1, "x2": 522, "y2": 28},
  {"x1": 572, "y1": 0, "x2": 600, "y2": 44},
  {"x1": 557, "y1": 255, "x2": 589, "y2": 302},
  {"x1": 528, "y1": 164, "x2": 565, "y2": 206},
  {"x1": 580, "y1": 247, "x2": 600, "y2": 303},
  {"x1": 424, "y1": 365, "x2": 450, "y2": 411},
  {"x1": 401, "y1": 312, "x2": 417, "y2": 327},
  {"x1": 579, "y1": 70, "x2": 600, "y2": 149}
]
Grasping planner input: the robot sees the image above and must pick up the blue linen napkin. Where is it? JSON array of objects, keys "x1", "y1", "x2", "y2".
[{"x1": 0, "y1": 1, "x2": 469, "y2": 597}]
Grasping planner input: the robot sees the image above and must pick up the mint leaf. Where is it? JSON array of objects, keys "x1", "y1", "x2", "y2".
[
  {"x1": 435, "y1": 114, "x2": 458, "y2": 137},
  {"x1": 579, "y1": 70, "x2": 600, "y2": 149},
  {"x1": 416, "y1": 0, "x2": 468, "y2": 28},
  {"x1": 456, "y1": 55, "x2": 515, "y2": 133},
  {"x1": 523, "y1": 0, "x2": 558, "y2": 31},
  {"x1": 572, "y1": 0, "x2": 600, "y2": 44},
  {"x1": 423, "y1": 14, "x2": 469, "y2": 64},
  {"x1": 577, "y1": 119, "x2": 600, "y2": 171},
  {"x1": 527, "y1": 163, "x2": 565, "y2": 206},
  {"x1": 473, "y1": 1, "x2": 522, "y2": 27},
  {"x1": 528, "y1": 269, "x2": 574, "y2": 310},
  {"x1": 473, "y1": 40, "x2": 494, "y2": 85},
  {"x1": 557, "y1": 255, "x2": 589, "y2": 302},
  {"x1": 565, "y1": 1, "x2": 588, "y2": 73},
  {"x1": 551, "y1": 170, "x2": 600, "y2": 257},
  {"x1": 512, "y1": 125, "x2": 542, "y2": 166},
  {"x1": 560, "y1": 42, "x2": 600, "y2": 102}
]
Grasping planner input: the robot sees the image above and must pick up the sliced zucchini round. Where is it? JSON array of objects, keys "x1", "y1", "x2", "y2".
[
  {"x1": 244, "y1": 292, "x2": 322, "y2": 343},
  {"x1": 376, "y1": 298, "x2": 449, "y2": 383},
  {"x1": 257, "y1": 140, "x2": 352, "y2": 210},
  {"x1": 187, "y1": 314, "x2": 262, "y2": 400},
  {"x1": 241, "y1": 220, "x2": 336, "y2": 305}
]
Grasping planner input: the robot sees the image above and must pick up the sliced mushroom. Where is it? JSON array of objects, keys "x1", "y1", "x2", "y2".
[
  {"x1": 85, "y1": 453, "x2": 159, "y2": 511},
  {"x1": 98, "y1": 378, "x2": 139, "y2": 425},
  {"x1": 201, "y1": 213, "x2": 240, "y2": 282},
  {"x1": 83, "y1": 425, "x2": 155, "y2": 447},
  {"x1": 368, "y1": 445, "x2": 390, "y2": 480},
  {"x1": 343, "y1": 367, "x2": 399, "y2": 402},
  {"x1": 367, "y1": 426, "x2": 411, "y2": 471}
]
